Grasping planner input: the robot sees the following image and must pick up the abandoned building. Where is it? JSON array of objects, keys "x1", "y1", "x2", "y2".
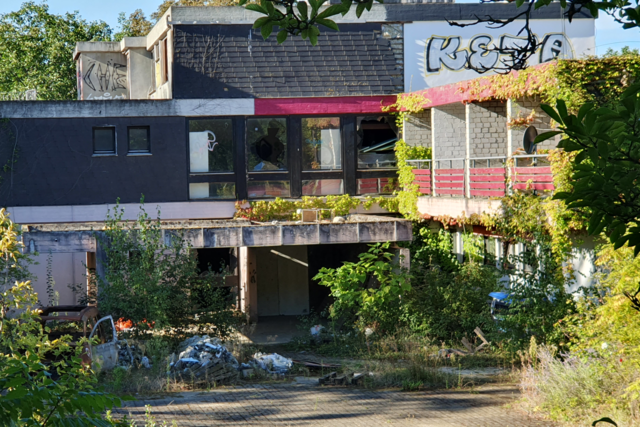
[{"x1": 0, "y1": 2, "x2": 595, "y2": 336}]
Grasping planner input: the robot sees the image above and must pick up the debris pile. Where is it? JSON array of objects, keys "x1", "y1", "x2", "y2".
[
  {"x1": 251, "y1": 352, "x2": 292, "y2": 375},
  {"x1": 169, "y1": 335, "x2": 238, "y2": 382},
  {"x1": 117, "y1": 340, "x2": 151, "y2": 369}
]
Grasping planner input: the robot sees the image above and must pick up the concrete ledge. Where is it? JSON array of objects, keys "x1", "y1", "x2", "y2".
[
  {"x1": 417, "y1": 197, "x2": 501, "y2": 218},
  {"x1": 7, "y1": 201, "x2": 237, "y2": 224},
  {"x1": 21, "y1": 215, "x2": 412, "y2": 253}
]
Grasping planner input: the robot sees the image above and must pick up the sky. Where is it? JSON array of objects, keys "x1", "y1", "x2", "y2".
[{"x1": 0, "y1": 0, "x2": 639, "y2": 56}]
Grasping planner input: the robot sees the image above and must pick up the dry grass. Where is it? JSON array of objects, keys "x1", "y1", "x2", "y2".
[{"x1": 519, "y1": 345, "x2": 640, "y2": 426}]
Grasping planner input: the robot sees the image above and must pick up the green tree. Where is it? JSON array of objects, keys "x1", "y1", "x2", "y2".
[
  {"x1": 114, "y1": 9, "x2": 153, "y2": 41},
  {"x1": 537, "y1": 83, "x2": 640, "y2": 255},
  {"x1": 0, "y1": 2, "x2": 111, "y2": 100}
]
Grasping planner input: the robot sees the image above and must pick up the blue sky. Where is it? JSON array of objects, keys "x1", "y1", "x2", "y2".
[{"x1": 0, "y1": 0, "x2": 639, "y2": 56}]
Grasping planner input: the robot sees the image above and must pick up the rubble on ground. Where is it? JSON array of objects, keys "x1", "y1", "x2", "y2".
[
  {"x1": 243, "y1": 352, "x2": 293, "y2": 375},
  {"x1": 169, "y1": 335, "x2": 239, "y2": 382},
  {"x1": 117, "y1": 340, "x2": 151, "y2": 369}
]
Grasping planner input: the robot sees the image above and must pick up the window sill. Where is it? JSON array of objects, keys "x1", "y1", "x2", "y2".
[
  {"x1": 127, "y1": 152, "x2": 152, "y2": 156},
  {"x1": 92, "y1": 153, "x2": 117, "y2": 157}
]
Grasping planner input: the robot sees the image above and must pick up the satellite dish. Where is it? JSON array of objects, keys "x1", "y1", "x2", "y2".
[{"x1": 523, "y1": 125, "x2": 538, "y2": 154}]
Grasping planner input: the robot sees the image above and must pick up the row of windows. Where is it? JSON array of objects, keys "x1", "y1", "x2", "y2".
[
  {"x1": 188, "y1": 116, "x2": 398, "y2": 174},
  {"x1": 90, "y1": 115, "x2": 399, "y2": 200},
  {"x1": 93, "y1": 127, "x2": 150, "y2": 155}
]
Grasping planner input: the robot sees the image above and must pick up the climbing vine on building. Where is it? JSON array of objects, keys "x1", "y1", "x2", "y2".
[
  {"x1": 457, "y1": 55, "x2": 640, "y2": 112},
  {"x1": 381, "y1": 92, "x2": 432, "y2": 219}
]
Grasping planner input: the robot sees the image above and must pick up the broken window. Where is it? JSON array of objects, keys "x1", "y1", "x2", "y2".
[
  {"x1": 189, "y1": 119, "x2": 234, "y2": 173},
  {"x1": 189, "y1": 182, "x2": 236, "y2": 199},
  {"x1": 302, "y1": 118, "x2": 341, "y2": 171},
  {"x1": 93, "y1": 127, "x2": 116, "y2": 154},
  {"x1": 128, "y1": 126, "x2": 150, "y2": 153},
  {"x1": 247, "y1": 118, "x2": 288, "y2": 171},
  {"x1": 356, "y1": 116, "x2": 399, "y2": 169},
  {"x1": 302, "y1": 179, "x2": 343, "y2": 196}
]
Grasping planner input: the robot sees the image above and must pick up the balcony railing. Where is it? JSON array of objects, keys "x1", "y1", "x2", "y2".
[{"x1": 406, "y1": 155, "x2": 554, "y2": 198}]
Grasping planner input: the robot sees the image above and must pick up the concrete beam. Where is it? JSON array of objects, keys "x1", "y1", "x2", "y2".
[{"x1": 21, "y1": 216, "x2": 413, "y2": 253}]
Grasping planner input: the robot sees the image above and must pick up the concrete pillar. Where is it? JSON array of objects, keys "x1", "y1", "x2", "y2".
[
  {"x1": 465, "y1": 103, "x2": 471, "y2": 198},
  {"x1": 454, "y1": 229, "x2": 463, "y2": 263},
  {"x1": 239, "y1": 246, "x2": 258, "y2": 323}
]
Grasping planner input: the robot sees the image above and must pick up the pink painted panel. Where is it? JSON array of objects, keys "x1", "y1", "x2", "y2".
[
  {"x1": 435, "y1": 175, "x2": 464, "y2": 181},
  {"x1": 470, "y1": 182, "x2": 506, "y2": 189},
  {"x1": 413, "y1": 169, "x2": 432, "y2": 175},
  {"x1": 435, "y1": 169, "x2": 465, "y2": 175},
  {"x1": 469, "y1": 168, "x2": 506, "y2": 175},
  {"x1": 513, "y1": 175, "x2": 554, "y2": 182},
  {"x1": 419, "y1": 188, "x2": 432, "y2": 194},
  {"x1": 513, "y1": 183, "x2": 555, "y2": 190},
  {"x1": 415, "y1": 175, "x2": 432, "y2": 182},
  {"x1": 435, "y1": 182, "x2": 464, "y2": 189},
  {"x1": 469, "y1": 175, "x2": 505, "y2": 182},
  {"x1": 512, "y1": 167, "x2": 552, "y2": 174},
  {"x1": 254, "y1": 96, "x2": 397, "y2": 115},
  {"x1": 437, "y1": 189, "x2": 465, "y2": 196},
  {"x1": 471, "y1": 189, "x2": 506, "y2": 197}
]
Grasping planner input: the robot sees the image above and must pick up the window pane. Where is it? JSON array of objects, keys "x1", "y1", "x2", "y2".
[
  {"x1": 94, "y1": 128, "x2": 115, "y2": 153},
  {"x1": 247, "y1": 181, "x2": 290, "y2": 198},
  {"x1": 247, "y1": 118, "x2": 287, "y2": 171},
  {"x1": 357, "y1": 178, "x2": 398, "y2": 195},
  {"x1": 302, "y1": 179, "x2": 343, "y2": 196},
  {"x1": 189, "y1": 119, "x2": 234, "y2": 173},
  {"x1": 357, "y1": 116, "x2": 398, "y2": 169},
  {"x1": 302, "y1": 118, "x2": 341, "y2": 171},
  {"x1": 189, "y1": 182, "x2": 236, "y2": 199},
  {"x1": 129, "y1": 127, "x2": 149, "y2": 152}
]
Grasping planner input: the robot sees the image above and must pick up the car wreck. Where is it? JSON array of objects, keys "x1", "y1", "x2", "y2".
[{"x1": 38, "y1": 305, "x2": 118, "y2": 371}]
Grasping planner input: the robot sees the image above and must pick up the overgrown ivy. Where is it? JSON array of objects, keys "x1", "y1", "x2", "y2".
[
  {"x1": 458, "y1": 55, "x2": 640, "y2": 112},
  {"x1": 234, "y1": 194, "x2": 399, "y2": 221}
]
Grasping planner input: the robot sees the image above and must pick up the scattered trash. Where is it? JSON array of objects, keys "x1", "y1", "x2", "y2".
[
  {"x1": 319, "y1": 371, "x2": 366, "y2": 386},
  {"x1": 252, "y1": 352, "x2": 292, "y2": 375},
  {"x1": 117, "y1": 340, "x2": 149, "y2": 369},
  {"x1": 292, "y1": 359, "x2": 341, "y2": 369},
  {"x1": 310, "y1": 325, "x2": 324, "y2": 336},
  {"x1": 169, "y1": 335, "x2": 238, "y2": 382},
  {"x1": 364, "y1": 327, "x2": 375, "y2": 337},
  {"x1": 436, "y1": 327, "x2": 490, "y2": 358}
]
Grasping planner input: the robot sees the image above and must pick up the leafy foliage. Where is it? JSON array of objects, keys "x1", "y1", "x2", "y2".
[
  {"x1": 234, "y1": 194, "x2": 398, "y2": 221},
  {"x1": 537, "y1": 83, "x2": 640, "y2": 255},
  {"x1": 0, "y1": 2, "x2": 112, "y2": 100},
  {"x1": 0, "y1": 208, "x2": 124, "y2": 426},
  {"x1": 242, "y1": 0, "x2": 381, "y2": 46},
  {"x1": 114, "y1": 9, "x2": 153, "y2": 41},
  {"x1": 97, "y1": 200, "x2": 240, "y2": 336},
  {"x1": 314, "y1": 242, "x2": 411, "y2": 333}
]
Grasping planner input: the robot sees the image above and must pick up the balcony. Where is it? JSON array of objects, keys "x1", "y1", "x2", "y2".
[{"x1": 407, "y1": 155, "x2": 555, "y2": 217}]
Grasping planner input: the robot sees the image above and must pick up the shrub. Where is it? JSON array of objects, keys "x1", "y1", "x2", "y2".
[
  {"x1": 403, "y1": 262, "x2": 498, "y2": 341},
  {"x1": 314, "y1": 242, "x2": 411, "y2": 334},
  {"x1": 0, "y1": 208, "x2": 124, "y2": 426},
  {"x1": 97, "y1": 200, "x2": 241, "y2": 336}
]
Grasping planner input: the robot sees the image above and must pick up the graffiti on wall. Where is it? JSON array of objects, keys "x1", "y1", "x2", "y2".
[
  {"x1": 425, "y1": 33, "x2": 572, "y2": 73},
  {"x1": 79, "y1": 53, "x2": 128, "y2": 100},
  {"x1": 404, "y1": 19, "x2": 595, "y2": 91}
]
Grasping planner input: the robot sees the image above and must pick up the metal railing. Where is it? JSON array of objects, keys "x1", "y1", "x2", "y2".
[{"x1": 408, "y1": 155, "x2": 554, "y2": 198}]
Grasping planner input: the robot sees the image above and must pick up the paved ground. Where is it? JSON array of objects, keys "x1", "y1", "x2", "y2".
[{"x1": 116, "y1": 381, "x2": 553, "y2": 426}]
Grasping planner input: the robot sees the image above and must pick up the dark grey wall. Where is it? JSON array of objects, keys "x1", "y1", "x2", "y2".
[
  {"x1": 172, "y1": 23, "x2": 400, "y2": 99},
  {"x1": 0, "y1": 117, "x2": 188, "y2": 207}
]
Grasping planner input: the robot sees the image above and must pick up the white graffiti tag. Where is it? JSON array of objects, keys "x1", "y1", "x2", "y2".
[{"x1": 425, "y1": 33, "x2": 573, "y2": 73}]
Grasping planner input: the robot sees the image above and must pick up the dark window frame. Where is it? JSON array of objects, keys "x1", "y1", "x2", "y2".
[
  {"x1": 127, "y1": 126, "x2": 151, "y2": 153},
  {"x1": 187, "y1": 116, "x2": 240, "y2": 200},
  {"x1": 92, "y1": 126, "x2": 116, "y2": 155},
  {"x1": 185, "y1": 113, "x2": 398, "y2": 201}
]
